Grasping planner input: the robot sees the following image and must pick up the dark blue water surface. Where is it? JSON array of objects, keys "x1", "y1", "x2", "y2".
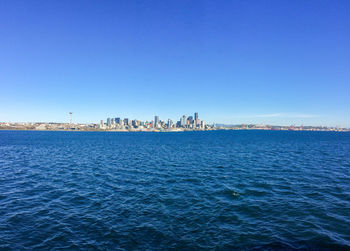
[{"x1": 0, "y1": 130, "x2": 350, "y2": 250}]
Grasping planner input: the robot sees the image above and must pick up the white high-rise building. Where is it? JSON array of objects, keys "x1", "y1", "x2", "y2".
[{"x1": 181, "y1": 115, "x2": 186, "y2": 127}]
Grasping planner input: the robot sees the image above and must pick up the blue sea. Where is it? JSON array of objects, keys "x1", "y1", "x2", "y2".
[{"x1": 0, "y1": 130, "x2": 349, "y2": 250}]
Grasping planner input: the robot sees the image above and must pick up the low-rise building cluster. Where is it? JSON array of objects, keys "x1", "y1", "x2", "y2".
[
  {"x1": 0, "y1": 122, "x2": 98, "y2": 131},
  {"x1": 215, "y1": 124, "x2": 349, "y2": 132}
]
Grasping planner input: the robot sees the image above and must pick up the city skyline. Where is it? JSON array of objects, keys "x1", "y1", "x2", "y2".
[
  {"x1": 1, "y1": 110, "x2": 349, "y2": 128},
  {"x1": 100, "y1": 112, "x2": 207, "y2": 130},
  {"x1": 1, "y1": 109, "x2": 349, "y2": 131},
  {"x1": 1, "y1": 1, "x2": 349, "y2": 127}
]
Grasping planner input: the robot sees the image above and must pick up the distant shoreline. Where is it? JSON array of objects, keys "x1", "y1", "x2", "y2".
[{"x1": 0, "y1": 128, "x2": 349, "y2": 133}]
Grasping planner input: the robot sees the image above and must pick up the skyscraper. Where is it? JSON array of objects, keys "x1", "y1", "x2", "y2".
[
  {"x1": 194, "y1": 112, "x2": 199, "y2": 127},
  {"x1": 187, "y1": 116, "x2": 193, "y2": 125},
  {"x1": 167, "y1": 119, "x2": 173, "y2": 128},
  {"x1": 132, "y1": 120, "x2": 137, "y2": 128},
  {"x1": 123, "y1": 118, "x2": 129, "y2": 126},
  {"x1": 155, "y1": 116, "x2": 159, "y2": 127},
  {"x1": 181, "y1": 115, "x2": 186, "y2": 127},
  {"x1": 107, "y1": 118, "x2": 111, "y2": 126}
]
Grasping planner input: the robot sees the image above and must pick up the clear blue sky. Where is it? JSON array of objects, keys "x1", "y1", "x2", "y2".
[{"x1": 1, "y1": 0, "x2": 349, "y2": 126}]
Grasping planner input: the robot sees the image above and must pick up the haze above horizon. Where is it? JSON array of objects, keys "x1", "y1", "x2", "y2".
[{"x1": 1, "y1": 0, "x2": 349, "y2": 127}]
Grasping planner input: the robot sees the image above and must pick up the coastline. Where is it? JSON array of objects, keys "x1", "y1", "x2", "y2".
[{"x1": 0, "y1": 128, "x2": 349, "y2": 133}]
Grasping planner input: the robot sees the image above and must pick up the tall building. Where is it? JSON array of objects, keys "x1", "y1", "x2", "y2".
[
  {"x1": 176, "y1": 121, "x2": 181, "y2": 128},
  {"x1": 107, "y1": 118, "x2": 111, "y2": 126},
  {"x1": 167, "y1": 119, "x2": 173, "y2": 128},
  {"x1": 132, "y1": 120, "x2": 140, "y2": 128},
  {"x1": 123, "y1": 118, "x2": 129, "y2": 126},
  {"x1": 155, "y1": 116, "x2": 159, "y2": 127},
  {"x1": 181, "y1": 115, "x2": 186, "y2": 127},
  {"x1": 100, "y1": 120, "x2": 104, "y2": 128},
  {"x1": 115, "y1": 117, "x2": 121, "y2": 125},
  {"x1": 194, "y1": 112, "x2": 199, "y2": 127},
  {"x1": 187, "y1": 116, "x2": 193, "y2": 125}
]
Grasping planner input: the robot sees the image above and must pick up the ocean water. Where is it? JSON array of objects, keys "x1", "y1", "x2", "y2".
[{"x1": 0, "y1": 130, "x2": 349, "y2": 250}]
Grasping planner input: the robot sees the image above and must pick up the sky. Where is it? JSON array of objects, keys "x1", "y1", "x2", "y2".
[{"x1": 0, "y1": 0, "x2": 349, "y2": 127}]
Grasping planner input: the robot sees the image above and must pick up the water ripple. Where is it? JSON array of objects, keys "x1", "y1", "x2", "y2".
[{"x1": 0, "y1": 130, "x2": 350, "y2": 250}]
